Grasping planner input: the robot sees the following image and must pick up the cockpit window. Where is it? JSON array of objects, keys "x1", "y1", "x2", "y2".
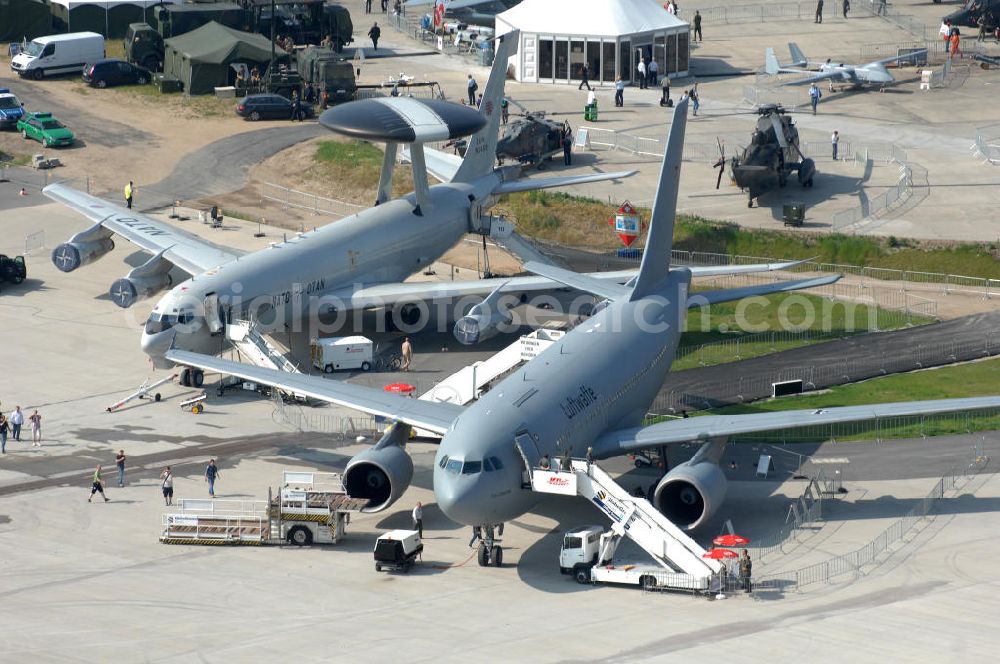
[
  {"x1": 462, "y1": 460, "x2": 482, "y2": 475},
  {"x1": 482, "y1": 457, "x2": 493, "y2": 472},
  {"x1": 144, "y1": 311, "x2": 194, "y2": 335},
  {"x1": 445, "y1": 459, "x2": 462, "y2": 475},
  {"x1": 438, "y1": 455, "x2": 449, "y2": 469},
  {"x1": 490, "y1": 456, "x2": 503, "y2": 470}
]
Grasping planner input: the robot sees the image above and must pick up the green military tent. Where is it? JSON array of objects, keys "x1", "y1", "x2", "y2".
[
  {"x1": 49, "y1": 0, "x2": 163, "y2": 39},
  {"x1": 0, "y1": 0, "x2": 52, "y2": 42},
  {"x1": 163, "y1": 21, "x2": 284, "y2": 95}
]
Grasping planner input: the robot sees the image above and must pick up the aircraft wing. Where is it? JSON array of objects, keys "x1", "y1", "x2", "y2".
[
  {"x1": 166, "y1": 350, "x2": 463, "y2": 435},
  {"x1": 401, "y1": 145, "x2": 463, "y2": 183},
  {"x1": 592, "y1": 396, "x2": 1000, "y2": 456},
  {"x1": 780, "y1": 70, "x2": 844, "y2": 86},
  {"x1": 689, "y1": 274, "x2": 841, "y2": 306},
  {"x1": 43, "y1": 184, "x2": 240, "y2": 275},
  {"x1": 687, "y1": 258, "x2": 814, "y2": 277},
  {"x1": 522, "y1": 261, "x2": 631, "y2": 300}
]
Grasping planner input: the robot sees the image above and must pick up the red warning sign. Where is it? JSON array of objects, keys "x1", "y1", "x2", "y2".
[{"x1": 608, "y1": 201, "x2": 641, "y2": 248}]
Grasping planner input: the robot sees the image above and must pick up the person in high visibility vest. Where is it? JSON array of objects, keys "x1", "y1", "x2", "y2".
[{"x1": 124, "y1": 181, "x2": 134, "y2": 209}]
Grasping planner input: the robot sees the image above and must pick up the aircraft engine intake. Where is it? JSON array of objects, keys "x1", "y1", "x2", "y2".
[
  {"x1": 453, "y1": 301, "x2": 513, "y2": 345},
  {"x1": 51, "y1": 238, "x2": 115, "y2": 273},
  {"x1": 343, "y1": 430, "x2": 414, "y2": 512},
  {"x1": 109, "y1": 255, "x2": 174, "y2": 308},
  {"x1": 653, "y1": 460, "x2": 727, "y2": 531}
]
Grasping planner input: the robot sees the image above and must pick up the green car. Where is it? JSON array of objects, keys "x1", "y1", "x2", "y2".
[{"x1": 16, "y1": 112, "x2": 74, "y2": 148}]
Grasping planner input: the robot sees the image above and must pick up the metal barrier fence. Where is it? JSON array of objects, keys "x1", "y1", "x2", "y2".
[
  {"x1": 744, "y1": 478, "x2": 826, "y2": 563},
  {"x1": 699, "y1": 1, "x2": 873, "y2": 24},
  {"x1": 832, "y1": 153, "x2": 913, "y2": 227},
  {"x1": 753, "y1": 452, "x2": 991, "y2": 595},
  {"x1": 273, "y1": 393, "x2": 382, "y2": 442},
  {"x1": 259, "y1": 182, "x2": 366, "y2": 219},
  {"x1": 24, "y1": 230, "x2": 45, "y2": 256},
  {"x1": 972, "y1": 125, "x2": 1000, "y2": 166},
  {"x1": 741, "y1": 84, "x2": 808, "y2": 110}
]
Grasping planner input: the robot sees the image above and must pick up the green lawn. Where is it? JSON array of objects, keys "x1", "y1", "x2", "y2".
[
  {"x1": 311, "y1": 139, "x2": 413, "y2": 199},
  {"x1": 695, "y1": 358, "x2": 1000, "y2": 441}
]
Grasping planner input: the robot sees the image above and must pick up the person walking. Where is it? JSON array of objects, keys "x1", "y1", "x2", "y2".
[
  {"x1": 809, "y1": 82, "x2": 822, "y2": 114},
  {"x1": 637, "y1": 57, "x2": 647, "y2": 89},
  {"x1": 467, "y1": 74, "x2": 478, "y2": 105},
  {"x1": 412, "y1": 501, "x2": 424, "y2": 537},
  {"x1": 10, "y1": 406, "x2": 22, "y2": 442},
  {"x1": 89, "y1": 465, "x2": 110, "y2": 503},
  {"x1": 28, "y1": 410, "x2": 41, "y2": 446},
  {"x1": 501, "y1": 97, "x2": 509, "y2": 124},
  {"x1": 877, "y1": 0, "x2": 886, "y2": 16},
  {"x1": 690, "y1": 87, "x2": 700, "y2": 116},
  {"x1": 815, "y1": 0, "x2": 824, "y2": 23},
  {"x1": 831, "y1": 130, "x2": 840, "y2": 160},
  {"x1": 160, "y1": 466, "x2": 174, "y2": 506},
  {"x1": 562, "y1": 126, "x2": 573, "y2": 165},
  {"x1": 0, "y1": 414, "x2": 9, "y2": 454},
  {"x1": 368, "y1": 22, "x2": 381, "y2": 51},
  {"x1": 205, "y1": 459, "x2": 221, "y2": 497},
  {"x1": 978, "y1": 15, "x2": 988, "y2": 42},
  {"x1": 578, "y1": 62, "x2": 591, "y2": 90},
  {"x1": 124, "y1": 181, "x2": 134, "y2": 209},
  {"x1": 400, "y1": 337, "x2": 413, "y2": 372},
  {"x1": 648, "y1": 58, "x2": 659, "y2": 87},
  {"x1": 693, "y1": 10, "x2": 702, "y2": 41},
  {"x1": 290, "y1": 90, "x2": 302, "y2": 122},
  {"x1": 843, "y1": 0, "x2": 850, "y2": 18},
  {"x1": 739, "y1": 549, "x2": 753, "y2": 592},
  {"x1": 614, "y1": 75, "x2": 624, "y2": 107},
  {"x1": 950, "y1": 30, "x2": 963, "y2": 58},
  {"x1": 115, "y1": 449, "x2": 127, "y2": 487},
  {"x1": 468, "y1": 525, "x2": 482, "y2": 548},
  {"x1": 365, "y1": 0, "x2": 371, "y2": 13},
  {"x1": 940, "y1": 19, "x2": 952, "y2": 42}
]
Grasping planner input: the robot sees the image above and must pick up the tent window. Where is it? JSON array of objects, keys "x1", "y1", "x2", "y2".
[
  {"x1": 539, "y1": 38, "x2": 553, "y2": 80},
  {"x1": 665, "y1": 34, "x2": 678, "y2": 74},
  {"x1": 602, "y1": 41, "x2": 615, "y2": 83},
  {"x1": 677, "y1": 31, "x2": 690, "y2": 72},
  {"x1": 586, "y1": 40, "x2": 600, "y2": 82},
  {"x1": 619, "y1": 40, "x2": 630, "y2": 81},
  {"x1": 554, "y1": 39, "x2": 568, "y2": 79},
  {"x1": 569, "y1": 39, "x2": 584, "y2": 80},
  {"x1": 654, "y1": 35, "x2": 665, "y2": 74}
]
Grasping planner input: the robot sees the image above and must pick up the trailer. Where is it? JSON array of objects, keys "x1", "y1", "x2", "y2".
[
  {"x1": 310, "y1": 335, "x2": 373, "y2": 373},
  {"x1": 160, "y1": 470, "x2": 367, "y2": 546}
]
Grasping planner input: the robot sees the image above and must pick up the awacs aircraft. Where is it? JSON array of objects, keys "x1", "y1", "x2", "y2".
[
  {"x1": 42, "y1": 31, "x2": 636, "y2": 381},
  {"x1": 765, "y1": 43, "x2": 927, "y2": 91},
  {"x1": 167, "y1": 98, "x2": 1000, "y2": 567}
]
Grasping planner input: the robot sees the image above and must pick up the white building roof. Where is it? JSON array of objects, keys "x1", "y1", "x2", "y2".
[{"x1": 497, "y1": 0, "x2": 688, "y2": 37}]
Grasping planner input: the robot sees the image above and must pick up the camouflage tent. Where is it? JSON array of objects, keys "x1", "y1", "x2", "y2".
[
  {"x1": 164, "y1": 21, "x2": 285, "y2": 95},
  {"x1": 0, "y1": 0, "x2": 52, "y2": 42}
]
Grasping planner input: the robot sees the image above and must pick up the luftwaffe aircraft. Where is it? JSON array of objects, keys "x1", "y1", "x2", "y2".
[
  {"x1": 765, "y1": 43, "x2": 927, "y2": 91},
  {"x1": 167, "y1": 99, "x2": 1000, "y2": 567}
]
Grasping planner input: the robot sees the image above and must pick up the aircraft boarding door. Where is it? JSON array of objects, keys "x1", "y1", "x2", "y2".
[
  {"x1": 514, "y1": 430, "x2": 542, "y2": 490},
  {"x1": 203, "y1": 292, "x2": 224, "y2": 335}
]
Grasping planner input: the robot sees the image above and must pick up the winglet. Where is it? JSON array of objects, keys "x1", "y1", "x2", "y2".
[
  {"x1": 629, "y1": 98, "x2": 688, "y2": 301},
  {"x1": 452, "y1": 30, "x2": 519, "y2": 183}
]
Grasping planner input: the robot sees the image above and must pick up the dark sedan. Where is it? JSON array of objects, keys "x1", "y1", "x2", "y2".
[
  {"x1": 83, "y1": 59, "x2": 151, "y2": 88},
  {"x1": 236, "y1": 94, "x2": 314, "y2": 121}
]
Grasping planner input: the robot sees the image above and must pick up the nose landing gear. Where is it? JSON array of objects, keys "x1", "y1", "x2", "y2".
[
  {"x1": 179, "y1": 367, "x2": 204, "y2": 388},
  {"x1": 476, "y1": 523, "x2": 505, "y2": 568}
]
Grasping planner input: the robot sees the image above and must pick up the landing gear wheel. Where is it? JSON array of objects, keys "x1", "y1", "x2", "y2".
[
  {"x1": 180, "y1": 368, "x2": 191, "y2": 387},
  {"x1": 477, "y1": 544, "x2": 490, "y2": 567},
  {"x1": 574, "y1": 567, "x2": 591, "y2": 584},
  {"x1": 287, "y1": 526, "x2": 313, "y2": 546},
  {"x1": 191, "y1": 369, "x2": 204, "y2": 388},
  {"x1": 491, "y1": 545, "x2": 503, "y2": 567},
  {"x1": 640, "y1": 575, "x2": 657, "y2": 590},
  {"x1": 324, "y1": 364, "x2": 334, "y2": 374}
]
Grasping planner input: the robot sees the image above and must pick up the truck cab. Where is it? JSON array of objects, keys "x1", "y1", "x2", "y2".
[
  {"x1": 124, "y1": 23, "x2": 163, "y2": 72},
  {"x1": 559, "y1": 525, "x2": 603, "y2": 580}
]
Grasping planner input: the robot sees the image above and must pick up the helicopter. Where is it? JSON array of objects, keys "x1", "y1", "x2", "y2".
[
  {"x1": 495, "y1": 103, "x2": 569, "y2": 168},
  {"x1": 718, "y1": 104, "x2": 816, "y2": 208}
]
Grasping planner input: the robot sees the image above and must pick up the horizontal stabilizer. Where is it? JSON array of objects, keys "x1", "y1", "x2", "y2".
[
  {"x1": 401, "y1": 145, "x2": 462, "y2": 183},
  {"x1": 688, "y1": 258, "x2": 813, "y2": 277},
  {"x1": 594, "y1": 396, "x2": 1000, "y2": 454},
  {"x1": 522, "y1": 261, "x2": 630, "y2": 300},
  {"x1": 688, "y1": 274, "x2": 840, "y2": 307},
  {"x1": 493, "y1": 170, "x2": 636, "y2": 195}
]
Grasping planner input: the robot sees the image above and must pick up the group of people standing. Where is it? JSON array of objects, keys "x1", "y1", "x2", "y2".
[
  {"x1": 0, "y1": 406, "x2": 42, "y2": 454},
  {"x1": 86, "y1": 456, "x2": 221, "y2": 505}
]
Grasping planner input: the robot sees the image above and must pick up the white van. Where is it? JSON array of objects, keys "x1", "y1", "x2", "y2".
[
  {"x1": 11, "y1": 32, "x2": 105, "y2": 80},
  {"x1": 310, "y1": 335, "x2": 373, "y2": 373}
]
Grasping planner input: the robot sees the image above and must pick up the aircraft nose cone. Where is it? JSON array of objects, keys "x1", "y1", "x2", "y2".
[
  {"x1": 141, "y1": 330, "x2": 175, "y2": 370},
  {"x1": 434, "y1": 472, "x2": 481, "y2": 526}
]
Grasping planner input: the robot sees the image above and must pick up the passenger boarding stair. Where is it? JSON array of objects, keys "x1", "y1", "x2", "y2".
[
  {"x1": 527, "y1": 457, "x2": 718, "y2": 582},
  {"x1": 226, "y1": 319, "x2": 300, "y2": 374}
]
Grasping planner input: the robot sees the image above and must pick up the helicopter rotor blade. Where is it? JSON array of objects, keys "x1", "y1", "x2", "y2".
[{"x1": 770, "y1": 115, "x2": 789, "y2": 149}]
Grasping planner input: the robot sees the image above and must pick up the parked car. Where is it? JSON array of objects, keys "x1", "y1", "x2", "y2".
[
  {"x1": 16, "y1": 112, "x2": 74, "y2": 148},
  {"x1": 236, "y1": 93, "x2": 314, "y2": 121},
  {"x1": 0, "y1": 88, "x2": 26, "y2": 130},
  {"x1": 83, "y1": 59, "x2": 151, "y2": 88}
]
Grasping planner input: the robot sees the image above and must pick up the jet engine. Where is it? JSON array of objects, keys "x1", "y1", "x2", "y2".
[
  {"x1": 343, "y1": 425, "x2": 413, "y2": 512},
  {"x1": 453, "y1": 282, "x2": 515, "y2": 345},
  {"x1": 652, "y1": 460, "x2": 727, "y2": 531},
  {"x1": 109, "y1": 254, "x2": 173, "y2": 308},
  {"x1": 51, "y1": 223, "x2": 115, "y2": 273}
]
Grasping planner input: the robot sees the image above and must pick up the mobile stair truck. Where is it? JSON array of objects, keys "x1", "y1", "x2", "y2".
[
  {"x1": 529, "y1": 459, "x2": 721, "y2": 593},
  {"x1": 160, "y1": 470, "x2": 368, "y2": 546}
]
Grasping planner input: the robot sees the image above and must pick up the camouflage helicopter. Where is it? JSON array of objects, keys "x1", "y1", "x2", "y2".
[
  {"x1": 495, "y1": 100, "x2": 568, "y2": 168},
  {"x1": 717, "y1": 104, "x2": 816, "y2": 208}
]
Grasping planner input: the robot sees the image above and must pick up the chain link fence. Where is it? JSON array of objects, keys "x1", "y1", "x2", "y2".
[
  {"x1": 752, "y1": 451, "x2": 991, "y2": 596},
  {"x1": 699, "y1": 1, "x2": 873, "y2": 25}
]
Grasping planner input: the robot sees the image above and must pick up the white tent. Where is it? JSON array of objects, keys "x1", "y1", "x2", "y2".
[{"x1": 496, "y1": 0, "x2": 690, "y2": 84}]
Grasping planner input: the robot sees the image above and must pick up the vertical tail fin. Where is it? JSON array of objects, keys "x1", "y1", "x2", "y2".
[
  {"x1": 764, "y1": 47, "x2": 781, "y2": 75},
  {"x1": 788, "y1": 43, "x2": 807, "y2": 67},
  {"x1": 629, "y1": 98, "x2": 688, "y2": 301},
  {"x1": 452, "y1": 29, "x2": 519, "y2": 183}
]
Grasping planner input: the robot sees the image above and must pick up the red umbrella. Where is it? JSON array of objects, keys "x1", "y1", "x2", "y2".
[
  {"x1": 383, "y1": 383, "x2": 416, "y2": 394},
  {"x1": 702, "y1": 548, "x2": 738, "y2": 560},
  {"x1": 713, "y1": 534, "x2": 751, "y2": 547}
]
